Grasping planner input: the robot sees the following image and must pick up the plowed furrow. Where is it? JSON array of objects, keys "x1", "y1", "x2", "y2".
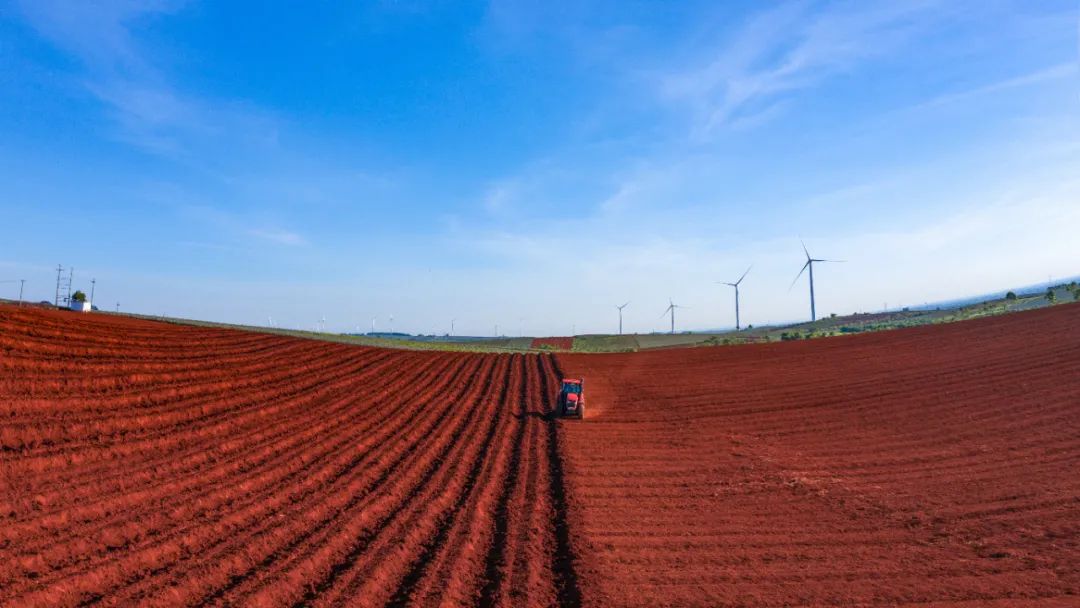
[
  {"x1": 0, "y1": 353, "x2": 454, "y2": 584},
  {"x1": 38, "y1": 354, "x2": 483, "y2": 607},
  {"x1": 174, "y1": 355, "x2": 504, "y2": 607},
  {"x1": 296, "y1": 355, "x2": 516, "y2": 607}
]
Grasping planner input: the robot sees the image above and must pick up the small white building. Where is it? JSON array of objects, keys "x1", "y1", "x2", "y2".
[{"x1": 70, "y1": 300, "x2": 91, "y2": 313}]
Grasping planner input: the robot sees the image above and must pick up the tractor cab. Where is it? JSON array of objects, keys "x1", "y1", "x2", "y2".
[{"x1": 558, "y1": 378, "x2": 585, "y2": 419}]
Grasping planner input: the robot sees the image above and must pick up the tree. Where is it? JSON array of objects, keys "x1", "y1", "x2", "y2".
[
  {"x1": 71, "y1": 290, "x2": 87, "y2": 303},
  {"x1": 1005, "y1": 291, "x2": 1017, "y2": 300},
  {"x1": 1046, "y1": 288, "x2": 1056, "y2": 303}
]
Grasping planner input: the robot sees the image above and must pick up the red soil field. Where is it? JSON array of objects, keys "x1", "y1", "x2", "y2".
[
  {"x1": 530, "y1": 337, "x2": 574, "y2": 351},
  {"x1": 558, "y1": 303, "x2": 1080, "y2": 606},
  {"x1": 2, "y1": 302, "x2": 1078, "y2": 606},
  {"x1": 0, "y1": 305, "x2": 577, "y2": 607}
]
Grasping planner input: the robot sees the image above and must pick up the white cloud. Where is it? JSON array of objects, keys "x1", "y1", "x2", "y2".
[
  {"x1": 910, "y1": 62, "x2": 1078, "y2": 112},
  {"x1": 16, "y1": 0, "x2": 279, "y2": 158},
  {"x1": 482, "y1": 182, "x2": 516, "y2": 214},
  {"x1": 15, "y1": 0, "x2": 180, "y2": 75},
  {"x1": 450, "y1": 149, "x2": 1080, "y2": 332},
  {"x1": 658, "y1": 1, "x2": 942, "y2": 137},
  {"x1": 247, "y1": 228, "x2": 307, "y2": 247}
]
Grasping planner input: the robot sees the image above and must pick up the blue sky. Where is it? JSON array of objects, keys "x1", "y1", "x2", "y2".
[{"x1": 2, "y1": 1, "x2": 1078, "y2": 335}]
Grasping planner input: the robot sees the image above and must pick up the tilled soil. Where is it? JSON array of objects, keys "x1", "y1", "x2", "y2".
[
  {"x1": 2, "y1": 302, "x2": 1077, "y2": 606},
  {"x1": 556, "y1": 303, "x2": 1080, "y2": 606},
  {"x1": 0, "y1": 306, "x2": 571, "y2": 607}
]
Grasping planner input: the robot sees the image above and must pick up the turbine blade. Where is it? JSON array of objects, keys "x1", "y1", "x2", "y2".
[
  {"x1": 736, "y1": 264, "x2": 752, "y2": 285},
  {"x1": 789, "y1": 260, "x2": 810, "y2": 290},
  {"x1": 818, "y1": 258, "x2": 846, "y2": 263},
  {"x1": 800, "y1": 239, "x2": 810, "y2": 260}
]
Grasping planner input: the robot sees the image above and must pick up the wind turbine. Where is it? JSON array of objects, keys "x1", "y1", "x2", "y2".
[
  {"x1": 719, "y1": 266, "x2": 752, "y2": 330},
  {"x1": 450, "y1": 318, "x2": 456, "y2": 337},
  {"x1": 615, "y1": 302, "x2": 630, "y2": 335},
  {"x1": 660, "y1": 298, "x2": 687, "y2": 335},
  {"x1": 791, "y1": 240, "x2": 843, "y2": 322},
  {"x1": 371, "y1": 316, "x2": 377, "y2": 334}
]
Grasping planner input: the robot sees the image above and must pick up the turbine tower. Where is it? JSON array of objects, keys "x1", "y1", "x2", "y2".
[
  {"x1": 791, "y1": 240, "x2": 843, "y2": 322},
  {"x1": 719, "y1": 266, "x2": 752, "y2": 330},
  {"x1": 615, "y1": 301, "x2": 630, "y2": 335},
  {"x1": 661, "y1": 299, "x2": 686, "y2": 335}
]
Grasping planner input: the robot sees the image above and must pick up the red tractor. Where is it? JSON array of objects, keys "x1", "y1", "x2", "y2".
[{"x1": 558, "y1": 378, "x2": 585, "y2": 419}]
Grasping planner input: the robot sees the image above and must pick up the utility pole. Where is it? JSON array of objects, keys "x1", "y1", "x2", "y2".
[
  {"x1": 66, "y1": 267, "x2": 74, "y2": 307},
  {"x1": 55, "y1": 264, "x2": 63, "y2": 307},
  {"x1": 18, "y1": 279, "x2": 25, "y2": 306},
  {"x1": 90, "y1": 278, "x2": 96, "y2": 308},
  {"x1": 116, "y1": 302, "x2": 120, "y2": 313}
]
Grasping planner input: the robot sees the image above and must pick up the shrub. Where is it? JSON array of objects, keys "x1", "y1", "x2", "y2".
[{"x1": 1006, "y1": 291, "x2": 1017, "y2": 300}]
